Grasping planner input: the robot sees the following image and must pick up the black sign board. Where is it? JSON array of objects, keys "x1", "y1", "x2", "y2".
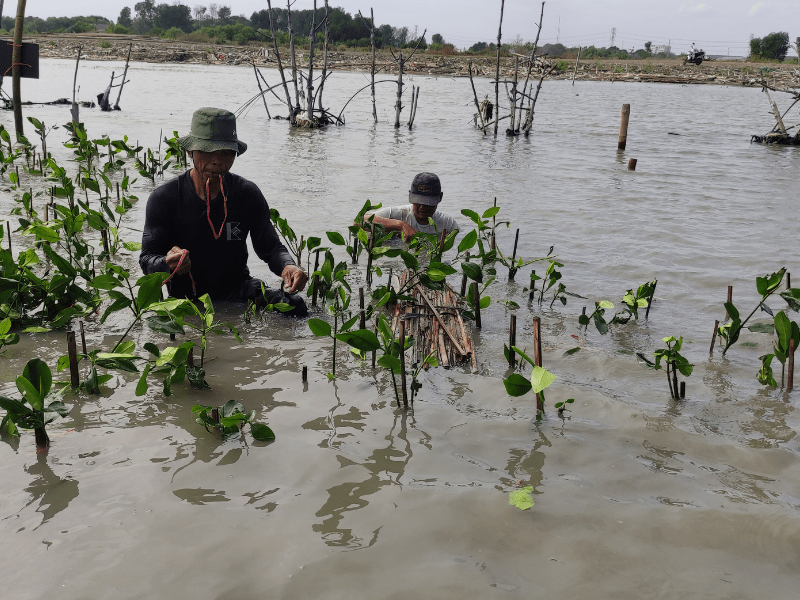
[{"x1": 0, "y1": 41, "x2": 39, "y2": 79}]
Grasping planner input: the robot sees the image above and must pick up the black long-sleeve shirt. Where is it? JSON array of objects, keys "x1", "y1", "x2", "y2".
[{"x1": 139, "y1": 170, "x2": 294, "y2": 299}]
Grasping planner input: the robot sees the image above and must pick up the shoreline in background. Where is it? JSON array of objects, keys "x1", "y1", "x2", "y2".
[{"x1": 14, "y1": 32, "x2": 800, "y2": 88}]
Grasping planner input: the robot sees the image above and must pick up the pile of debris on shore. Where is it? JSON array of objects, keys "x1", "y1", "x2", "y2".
[{"x1": 29, "y1": 33, "x2": 800, "y2": 88}]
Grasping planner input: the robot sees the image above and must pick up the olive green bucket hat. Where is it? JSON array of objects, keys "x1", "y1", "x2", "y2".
[{"x1": 178, "y1": 107, "x2": 247, "y2": 156}]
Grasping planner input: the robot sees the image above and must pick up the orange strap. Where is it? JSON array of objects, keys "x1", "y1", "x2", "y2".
[
  {"x1": 162, "y1": 249, "x2": 197, "y2": 296},
  {"x1": 205, "y1": 174, "x2": 227, "y2": 239}
]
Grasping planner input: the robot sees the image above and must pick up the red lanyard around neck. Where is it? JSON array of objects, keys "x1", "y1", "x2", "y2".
[{"x1": 205, "y1": 174, "x2": 228, "y2": 240}]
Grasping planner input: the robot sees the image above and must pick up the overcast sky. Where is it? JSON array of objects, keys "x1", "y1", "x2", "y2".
[{"x1": 22, "y1": 1, "x2": 800, "y2": 56}]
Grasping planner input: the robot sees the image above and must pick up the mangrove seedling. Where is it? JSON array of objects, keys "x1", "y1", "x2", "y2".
[
  {"x1": 611, "y1": 279, "x2": 656, "y2": 324},
  {"x1": 0, "y1": 358, "x2": 70, "y2": 449},
  {"x1": 718, "y1": 268, "x2": 785, "y2": 356},
  {"x1": 410, "y1": 350, "x2": 439, "y2": 404},
  {"x1": 755, "y1": 310, "x2": 800, "y2": 387},
  {"x1": 555, "y1": 398, "x2": 575, "y2": 416},
  {"x1": 503, "y1": 346, "x2": 557, "y2": 419},
  {"x1": 192, "y1": 399, "x2": 275, "y2": 441},
  {"x1": 638, "y1": 336, "x2": 693, "y2": 399},
  {"x1": 0, "y1": 317, "x2": 20, "y2": 351},
  {"x1": 579, "y1": 301, "x2": 615, "y2": 334}
]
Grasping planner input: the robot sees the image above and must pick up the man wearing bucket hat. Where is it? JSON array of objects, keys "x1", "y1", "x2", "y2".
[
  {"x1": 365, "y1": 172, "x2": 459, "y2": 239},
  {"x1": 139, "y1": 107, "x2": 308, "y2": 315}
]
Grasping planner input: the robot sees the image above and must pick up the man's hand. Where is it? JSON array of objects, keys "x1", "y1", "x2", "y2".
[
  {"x1": 166, "y1": 246, "x2": 191, "y2": 275},
  {"x1": 281, "y1": 265, "x2": 308, "y2": 294},
  {"x1": 398, "y1": 221, "x2": 418, "y2": 241}
]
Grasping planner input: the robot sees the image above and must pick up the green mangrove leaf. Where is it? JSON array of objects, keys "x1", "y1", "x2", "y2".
[
  {"x1": 780, "y1": 288, "x2": 800, "y2": 311},
  {"x1": 250, "y1": 422, "x2": 276, "y2": 441},
  {"x1": 308, "y1": 318, "x2": 332, "y2": 337},
  {"x1": 530, "y1": 365, "x2": 556, "y2": 394},
  {"x1": 504, "y1": 373, "x2": 533, "y2": 397},
  {"x1": 508, "y1": 486, "x2": 535, "y2": 510}
]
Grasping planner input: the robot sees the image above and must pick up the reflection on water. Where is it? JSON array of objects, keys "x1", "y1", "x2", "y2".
[{"x1": 22, "y1": 454, "x2": 79, "y2": 529}]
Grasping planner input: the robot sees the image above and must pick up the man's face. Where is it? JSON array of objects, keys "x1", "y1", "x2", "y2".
[
  {"x1": 412, "y1": 202, "x2": 437, "y2": 223},
  {"x1": 190, "y1": 149, "x2": 237, "y2": 180}
]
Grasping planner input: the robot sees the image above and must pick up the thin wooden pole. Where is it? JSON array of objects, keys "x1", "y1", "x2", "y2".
[
  {"x1": 265, "y1": 0, "x2": 295, "y2": 123},
  {"x1": 787, "y1": 273, "x2": 791, "y2": 289},
  {"x1": 508, "y1": 314, "x2": 516, "y2": 367},
  {"x1": 371, "y1": 321, "x2": 377, "y2": 368},
  {"x1": 79, "y1": 321, "x2": 88, "y2": 355},
  {"x1": 6, "y1": 221, "x2": 11, "y2": 252},
  {"x1": 113, "y1": 43, "x2": 132, "y2": 110},
  {"x1": 460, "y1": 252, "x2": 470, "y2": 296},
  {"x1": 253, "y1": 61, "x2": 271, "y2": 119},
  {"x1": 509, "y1": 228, "x2": 519, "y2": 279},
  {"x1": 67, "y1": 331, "x2": 80, "y2": 388},
  {"x1": 533, "y1": 316, "x2": 543, "y2": 413},
  {"x1": 11, "y1": 0, "x2": 27, "y2": 139},
  {"x1": 710, "y1": 320, "x2": 719, "y2": 353},
  {"x1": 571, "y1": 46, "x2": 582, "y2": 85},
  {"x1": 680, "y1": 381, "x2": 686, "y2": 399},
  {"x1": 787, "y1": 338, "x2": 794, "y2": 392},
  {"x1": 359, "y1": 287, "x2": 366, "y2": 330},
  {"x1": 725, "y1": 285, "x2": 733, "y2": 320},
  {"x1": 618, "y1": 103, "x2": 630, "y2": 150},
  {"x1": 645, "y1": 279, "x2": 657, "y2": 319},
  {"x1": 509, "y1": 55, "x2": 518, "y2": 134},
  {"x1": 493, "y1": 0, "x2": 505, "y2": 135},
  {"x1": 628, "y1": 158, "x2": 637, "y2": 170},
  {"x1": 71, "y1": 46, "x2": 81, "y2": 125},
  {"x1": 399, "y1": 319, "x2": 408, "y2": 408},
  {"x1": 302, "y1": 365, "x2": 307, "y2": 382},
  {"x1": 394, "y1": 50, "x2": 404, "y2": 128},
  {"x1": 101, "y1": 229, "x2": 109, "y2": 254},
  {"x1": 312, "y1": 273, "x2": 320, "y2": 307},
  {"x1": 528, "y1": 270, "x2": 536, "y2": 301},
  {"x1": 472, "y1": 282, "x2": 481, "y2": 329},
  {"x1": 468, "y1": 62, "x2": 487, "y2": 134}
]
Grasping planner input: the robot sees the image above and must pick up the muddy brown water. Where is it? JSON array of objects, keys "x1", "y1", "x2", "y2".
[{"x1": 0, "y1": 59, "x2": 798, "y2": 598}]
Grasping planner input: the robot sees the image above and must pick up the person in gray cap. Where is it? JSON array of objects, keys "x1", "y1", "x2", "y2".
[
  {"x1": 139, "y1": 107, "x2": 308, "y2": 315},
  {"x1": 366, "y1": 172, "x2": 459, "y2": 239}
]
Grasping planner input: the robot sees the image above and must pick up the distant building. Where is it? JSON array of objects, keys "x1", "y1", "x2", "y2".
[{"x1": 652, "y1": 44, "x2": 671, "y2": 56}]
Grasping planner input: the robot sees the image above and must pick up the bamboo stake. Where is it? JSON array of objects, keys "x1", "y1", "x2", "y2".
[
  {"x1": 6, "y1": 221, "x2": 11, "y2": 252},
  {"x1": 493, "y1": 0, "x2": 505, "y2": 135},
  {"x1": 571, "y1": 46, "x2": 582, "y2": 85},
  {"x1": 509, "y1": 228, "x2": 519, "y2": 280},
  {"x1": 460, "y1": 252, "x2": 470, "y2": 296},
  {"x1": 533, "y1": 316, "x2": 543, "y2": 413},
  {"x1": 471, "y1": 282, "x2": 482, "y2": 329},
  {"x1": 788, "y1": 338, "x2": 794, "y2": 392},
  {"x1": 618, "y1": 103, "x2": 631, "y2": 150},
  {"x1": 67, "y1": 331, "x2": 80, "y2": 388},
  {"x1": 399, "y1": 319, "x2": 408, "y2": 408},
  {"x1": 508, "y1": 314, "x2": 517, "y2": 367},
  {"x1": 508, "y1": 56, "x2": 519, "y2": 134},
  {"x1": 101, "y1": 229, "x2": 110, "y2": 254},
  {"x1": 528, "y1": 270, "x2": 536, "y2": 301},
  {"x1": 725, "y1": 285, "x2": 733, "y2": 320},
  {"x1": 302, "y1": 365, "x2": 307, "y2": 382},
  {"x1": 645, "y1": 279, "x2": 657, "y2": 319},
  {"x1": 413, "y1": 284, "x2": 466, "y2": 356},
  {"x1": 468, "y1": 62, "x2": 487, "y2": 134},
  {"x1": 11, "y1": 0, "x2": 27, "y2": 138},
  {"x1": 680, "y1": 381, "x2": 686, "y2": 399},
  {"x1": 710, "y1": 320, "x2": 719, "y2": 353},
  {"x1": 394, "y1": 50, "x2": 404, "y2": 128},
  {"x1": 407, "y1": 85, "x2": 421, "y2": 129},
  {"x1": 286, "y1": 0, "x2": 301, "y2": 116},
  {"x1": 372, "y1": 321, "x2": 377, "y2": 368},
  {"x1": 312, "y1": 274, "x2": 320, "y2": 307},
  {"x1": 359, "y1": 287, "x2": 366, "y2": 330},
  {"x1": 628, "y1": 158, "x2": 637, "y2": 170},
  {"x1": 79, "y1": 320, "x2": 88, "y2": 355}
]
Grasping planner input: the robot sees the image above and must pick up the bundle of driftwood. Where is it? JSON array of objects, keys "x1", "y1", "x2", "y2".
[
  {"x1": 751, "y1": 83, "x2": 800, "y2": 145},
  {"x1": 390, "y1": 270, "x2": 477, "y2": 372}
]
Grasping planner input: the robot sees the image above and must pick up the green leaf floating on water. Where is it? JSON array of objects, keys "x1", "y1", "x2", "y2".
[{"x1": 509, "y1": 486, "x2": 535, "y2": 510}]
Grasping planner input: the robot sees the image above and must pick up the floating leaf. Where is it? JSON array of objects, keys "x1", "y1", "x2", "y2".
[
  {"x1": 509, "y1": 486, "x2": 535, "y2": 510},
  {"x1": 250, "y1": 422, "x2": 275, "y2": 441},
  {"x1": 747, "y1": 322, "x2": 774, "y2": 334},
  {"x1": 563, "y1": 347, "x2": 581, "y2": 356}
]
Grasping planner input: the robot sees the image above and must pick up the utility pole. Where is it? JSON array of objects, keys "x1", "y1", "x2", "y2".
[{"x1": 610, "y1": 27, "x2": 616, "y2": 47}]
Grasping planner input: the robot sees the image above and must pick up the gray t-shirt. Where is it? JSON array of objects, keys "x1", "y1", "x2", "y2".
[{"x1": 368, "y1": 204, "x2": 460, "y2": 235}]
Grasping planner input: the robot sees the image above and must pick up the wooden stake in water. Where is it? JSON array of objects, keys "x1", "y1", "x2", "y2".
[
  {"x1": 788, "y1": 338, "x2": 794, "y2": 392},
  {"x1": 645, "y1": 279, "x2": 657, "y2": 319},
  {"x1": 509, "y1": 229, "x2": 520, "y2": 280},
  {"x1": 359, "y1": 287, "x2": 366, "y2": 330},
  {"x1": 618, "y1": 103, "x2": 630, "y2": 150},
  {"x1": 302, "y1": 366, "x2": 307, "y2": 382},
  {"x1": 187, "y1": 348, "x2": 195, "y2": 368},
  {"x1": 79, "y1": 321, "x2": 88, "y2": 355},
  {"x1": 472, "y1": 282, "x2": 481, "y2": 329},
  {"x1": 533, "y1": 316, "x2": 543, "y2": 413},
  {"x1": 372, "y1": 322, "x2": 377, "y2": 368},
  {"x1": 6, "y1": 221, "x2": 11, "y2": 253},
  {"x1": 710, "y1": 320, "x2": 719, "y2": 354},
  {"x1": 116, "y1": 181, "x2": 120, "y2": 202},
  {"x1": 628, "y1": 158, "x2": 637, "y2": 170},
  {"x1": 101, "y1": 229, "x2": 110, "y2": 254},
  {"x1": 508, "y1": 314, "x2": 517, "y2": 367},
  {"x1": 528, "y1": 270, "x2": 536, "y2": 302},
  {"x1": 787, "y1": 272, "x2": 791, "y2": 289},
  {"x1": 67, "y1": 331, "x2": 80, "y2": 388},
  {"x1": 460, "y1": 251, "x2": 470, "y2": 296},
  {"x1": 680, "y1": 381, "x2": 686, "y2": 399},
  {"x1": 312, "y1": 273, "x2": 320, "y2": 307},
  {"x1": 399, "y1": 319, "x2": 408, "y2": 408}
]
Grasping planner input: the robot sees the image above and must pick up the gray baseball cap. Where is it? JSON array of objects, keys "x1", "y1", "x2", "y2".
[
  {"x1": 408, "y1": 172, "x2": 443, "y2": 206},
  {"x1": 177, "y1": 107, "x2": 247, "y2": 156}
]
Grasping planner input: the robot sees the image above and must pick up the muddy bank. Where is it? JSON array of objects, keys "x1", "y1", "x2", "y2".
[{"x1": 26, "y1": 32, "x2": 800, "y2": 88}]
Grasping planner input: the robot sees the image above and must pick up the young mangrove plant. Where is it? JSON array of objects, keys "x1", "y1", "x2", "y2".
[
  {"x1": 754, "y1": 310, "x2": 799, "y2": 387},
  {"x1": 718, "y1": 268, "x2": 786, "y2": 356},
  {"x1": 192, "y1": 399, "x2": 275, "y2": 441},
  {"x1": 0, "y1": 358, "x2": 70, "y2": 449},
  {"x1": 503, "y1": 346, "x2": 557, "y2": 420},
  {"x1": 580, "y1": 279, "x2": 656, "y2": 335},
  {"x1": 0, "y1": 317, "x2": 19, "y2": 351},
  {"x1": 638, "y1": 336, "x2": 693, "y2": 399}
]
